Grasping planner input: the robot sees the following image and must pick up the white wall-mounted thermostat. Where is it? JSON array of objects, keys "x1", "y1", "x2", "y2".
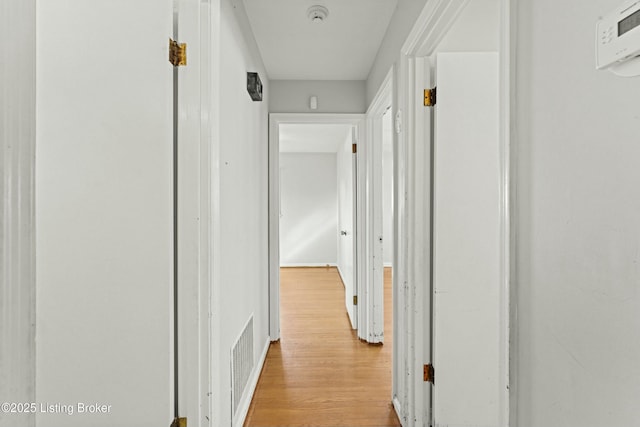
[{"x1": 597, "y1": 0, "x2": 640, "y2": 76}]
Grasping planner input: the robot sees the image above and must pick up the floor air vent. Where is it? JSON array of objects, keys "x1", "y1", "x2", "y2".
[{"x1": 231, "y1": 315, "x2": 254, "y2": 418}]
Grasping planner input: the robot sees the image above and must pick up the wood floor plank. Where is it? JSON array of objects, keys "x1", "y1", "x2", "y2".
[{"x1": 244, "y1": 267, "x2": 399, "y2": 427}]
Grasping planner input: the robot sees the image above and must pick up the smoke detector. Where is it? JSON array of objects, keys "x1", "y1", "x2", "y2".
[{"x1": 307, "y1": 5, "x2": 329, "y2": 23}]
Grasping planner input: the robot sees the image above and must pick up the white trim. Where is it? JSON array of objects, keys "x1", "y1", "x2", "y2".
[
  {"x1": 501, "y1": 0, "x2": 515, "y2": 425},
  {"x1": 175, "y1": 1, "x2": 214, "y2": 425},
  {"x1": 280, "y1": 263, "x2": 337, "y2": 268},
  {"x1": 364, "y1": 67, "x2": 393, "y2": 345},
  {"x1": 383, "y1": 263, "x2": 393, "y2": 268},
  {"x1": 233, "y1": 337, "x2": 271, "y2": 427},
  {"x1": 198, "y1": 1, "x2": 214, "y2": 426},
  {"x1": 397, "y1": 5, "x2": 471, "y2": 420},
  {"x1": 268, "y1": 114, "x2": 281, "y2": 341},
  {"x1": 397, "y1": 4, "x2": 473, "y2": 420},
  {"x1": 209, "y1": 1, "x2": 223, "y2": 425},
  {"x1": 394, "y1": 53, "x2": 412, "y2": 424},
  {"x1": 397, "y1": 0, "x2": 512, "y2": 426},
  {"x1": 366, "y1": 68, "x2": 394, "y2": 115},
  {"x1": 337, "y1": 265, "x2": 347, "y2": 289},
  {"x1": 393, "y1": 396, "x2": 404, "y2": 426},
  {"x1": 401, "y1": 0, "x2": 470, "y2": 56},
  {"x1": 269, "y1": 113, "x2": 366, "y2": 342},
  {"x1": 409, "y1": 55, "x2": 434, "y2": 427},
  {"x1": 271, "y1": 113, "x2": 366, "y2": 124}
]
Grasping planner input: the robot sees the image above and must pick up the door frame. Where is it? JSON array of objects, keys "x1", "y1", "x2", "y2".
[
  {"x1": 174, "y1": 0, "x2": 216, "y2": 425},
  {"x1": 366, "y1": 68, "x2": 404, "y2": 420},
  {"x1": 268, "y1": 113, "x2": 366, "y2": 342},
  {"x1": 396, "y1": 0, "x2": 513, "y2": 425},
  {"x1": 363, "y1": 69, "x2": 393, "y2": 345}
]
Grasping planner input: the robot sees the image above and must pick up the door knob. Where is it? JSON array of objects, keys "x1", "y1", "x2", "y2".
[{"x1": 340, "y1": 230, "x2": 347, "y2": 236}]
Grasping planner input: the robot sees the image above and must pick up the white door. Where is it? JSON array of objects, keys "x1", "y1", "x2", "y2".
[
  {"x1": 432, "y1": 52, "x2": 501, "y2": 426},
  {"x1": 338, "y1": 128, "x2": 358, "y2": 329},
  {"x1": 35, "y1": 2, "x2": 174, "y2": 427}
]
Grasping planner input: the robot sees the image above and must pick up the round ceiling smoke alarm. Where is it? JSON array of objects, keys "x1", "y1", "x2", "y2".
[{"x1": 307, "y1": 5, "x2": 329, "y2": 23}]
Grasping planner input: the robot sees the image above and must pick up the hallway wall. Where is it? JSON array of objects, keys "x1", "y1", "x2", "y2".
[
  {"x1": 214, "y1": 0, "x2": 271, "y2": 425},
  {"x1": 0, "y1": 1, "x2": 36, "y2": 426},
  {"x1": 366, "y1": 0, "x2": 428, "y2": 105},
  {"x1": 269, "y1": 80, "x2": 366, "y2": 113},
  {"x1": 279, "y1": 153, "x2": 338, "y2": 266},
  {"x1": 515, "y1": 0, "x2": 640, "y2": 425},
  {"x1": 434, "y1": 0, "x2": 499, "y2": 54}
]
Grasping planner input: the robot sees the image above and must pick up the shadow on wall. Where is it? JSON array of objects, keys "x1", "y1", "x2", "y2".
[{"x1": 281, "y1": 211, "x2": 338, "y2": 264}]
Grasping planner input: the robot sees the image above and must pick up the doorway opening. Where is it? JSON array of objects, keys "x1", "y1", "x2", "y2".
[
  {"x1": 255, "y1": 114, "x2": 400, "y2": 426},
  {"x1": 278, "y1": 123, "x2": 358, "y2": 328},
  {"x1": 268, "y1": 114, "x2": 366, "y2": 341}
]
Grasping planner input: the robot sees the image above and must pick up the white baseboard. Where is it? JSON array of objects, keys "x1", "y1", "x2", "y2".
[
  {"x1": 392, "y1": 396, "x2": 404, "y2": 426},
  {"x1": 384, "y1": 262, "x2": 393, "y2": 268},
  {"x1": 233, "y1": 336, "x2": 270, "y2": 427},
  {"x1": 336, "y1": 265, "x2": 346, "y2": 287},
  {"x1": 280, "y1": 263, "x2": 337, "y2": 268}
]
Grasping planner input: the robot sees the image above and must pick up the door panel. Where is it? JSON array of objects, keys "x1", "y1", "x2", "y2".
[
  {"x1": 338, "y1": 128, "x2": 357, "y2": 329},
  {"x1": 35, "y1": 2, "x2": 173, "y2": 426},
  {"x1": 433, "y1": 52, "x2": 500, "y2": 427}
]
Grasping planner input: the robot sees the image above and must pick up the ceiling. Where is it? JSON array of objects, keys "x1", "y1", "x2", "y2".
[
  {"x1": 243, "y1": 0, "x2": 398, "y2": 80},
  {"x1": 279, "y1": 124, "x2": 352, "y2": 153}
]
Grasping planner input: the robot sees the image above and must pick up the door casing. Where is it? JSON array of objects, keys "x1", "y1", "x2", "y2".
[
  {"x1": 364, "y1": 69, "x2": 394, "y2": 346},
  {"x1": 268, "y1": 114, "x2": 365, "y2": 342},
  {"x1": 174, "y1": 0, "x2": 215, "y2": 425},
  {"x1": 394, "y1": 0, "x2": 513, "y2": 425}
]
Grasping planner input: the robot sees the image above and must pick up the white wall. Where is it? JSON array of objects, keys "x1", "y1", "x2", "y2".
[
  {"x1": 0, "y1": 2, "x2": 36, "y2": 426},
  {"x1": 36, "y1": 1, "x2": 173, "y2": 426},
  {"x1": 515, "y1": 0, "x2": 640, "y2": 425},
  {"x1": 279, "y1": 153, "x2": 337, "y2": 266},
  {"x1": 269, "y1": 80, "x2": 366, "y2": 113},
  {"x1": 213, "y1": 0, "x2": 270, "y2": 425},
  {"x1": 366, "y1": 0, "x2": 428, "y2": 106},
  {"x1": 434, "y1": 0, "x2": 499, "y2": 54}
]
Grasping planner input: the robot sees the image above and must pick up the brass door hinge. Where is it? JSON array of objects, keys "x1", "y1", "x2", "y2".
[
  {"x1": 424, "y1": 87, "x2": 437, "y2": 107},
  {"x1": 424, "y1": 364, "x2": 434, "y2": 383},
  {"x1": 170, "y1": 417, "x2": 187, "y2": 427},
  {"x1": 169, "y1": 39, "x2": 187, "y2": 66},
  {"x1": 353, "y1": 295, "x2": 358, "y2": 306},
  {"x1": 352, "y1": 143, "x2": 357, "y2": 153}
]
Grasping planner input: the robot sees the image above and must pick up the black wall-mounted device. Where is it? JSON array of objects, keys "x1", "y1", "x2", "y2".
[{"x1": 247, "y1": 72, "x2": 263, "y2": 102}]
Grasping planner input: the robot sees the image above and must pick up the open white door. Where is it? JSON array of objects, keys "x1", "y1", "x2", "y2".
[
  {"x1": 432, "y1": 52, "x2": 501, "y2": 426},
  {"x1": 35, "y1": 2, "x2": 174, "y2": 426},
  {"x1": 338, "y1": 127, "x2": 358, "y2": 329}
]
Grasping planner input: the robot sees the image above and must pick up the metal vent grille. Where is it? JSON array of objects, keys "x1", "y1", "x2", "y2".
[{"x1": 231, "y1": 315, "x2": 254, "y2": 418}]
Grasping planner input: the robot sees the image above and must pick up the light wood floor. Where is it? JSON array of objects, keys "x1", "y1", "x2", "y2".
[{"x1": 244, "y1": 267, "x2": 399, "y2": 427}]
